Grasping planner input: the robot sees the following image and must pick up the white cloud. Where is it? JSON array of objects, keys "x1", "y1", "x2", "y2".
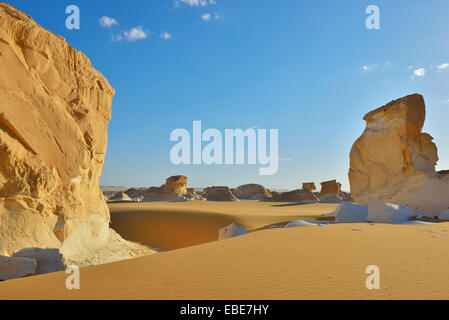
[
  {"x1": 413, "y1": 68, "x2": 426, "y2": 77},
  {"x1": 362, "y1": 64, "x2": 377, "y2": 71},
  {"x1": 160, "y1": 31, "x2": 173, "y2": 40},
  {"x1": 443, "y1": 99, "x2": 449, "y2": 104},
  {"x1": 113, "y1": 26, "x2": 148, "y2": 42},
  {"x1": 99, "y1": 16, "x2": 118, "y2": 28},
  {"x1": 177, "y1": 0, "x2": 215, "y2": 7},
  {"x1": 437, "y1": 63, "x2": 449, "y2": 70},
  {"x1": 214, "y1": 12, "x2": 223, "y2": 20},
  {"x1": 201, "y1": 13, "x2": 211, "y2": 21}
]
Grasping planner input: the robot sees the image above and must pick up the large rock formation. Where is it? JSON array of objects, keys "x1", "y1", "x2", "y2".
[
  {"x1": 234, "y1": 184, "x2": 272, "y2": 200},
  {"x1": 349, "y1": 94, "x2": 449, "y2": 215},
  {"x1": 0, "y1": 3, "x2": 154, "y2": 265}
]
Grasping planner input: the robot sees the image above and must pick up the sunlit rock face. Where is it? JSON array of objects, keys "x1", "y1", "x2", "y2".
[
  {"x1": 234, "y1": 184, "x2": 272, "y2": 200},
  {"x1": 0, "y1": 3, "x2": 154, "y2": 265},
  {"x1": 349, "y1": 94, "x2": 449, "y2": 215}
]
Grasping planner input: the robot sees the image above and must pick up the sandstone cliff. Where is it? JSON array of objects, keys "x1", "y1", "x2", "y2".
[
  {"x1": 0, "y1": 3, "x2": 154, "y2": 265},
  {"x1": 349, "y1": 94, "x2": 449, "y2": 215}
]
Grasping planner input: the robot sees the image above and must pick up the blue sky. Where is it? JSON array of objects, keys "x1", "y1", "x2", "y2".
[{"x1": 8, "y1": 0, "x2": 449, "y2": 190}]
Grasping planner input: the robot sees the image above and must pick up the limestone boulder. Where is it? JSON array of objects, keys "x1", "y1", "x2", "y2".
[
  {"x1": 204, "y1": 187, "x2": 239, "y2": 202},
  {"x1": 331, "y1": 202, "x2": 368, "y2": 223},
  {"x1": 367, "y1": 199, "x2": 416, "y2": 224},
  {"x1": 234, "y1": 184, "x2": 272, "y2": 200},
  {"x1": 0, "y1": 255, "x2": 37, "y2": 281},
  {"x1": 0, "y1": 3, "x2": 154, "y2": 264},
  {"x1": 218, "y1": 223, "x2": 248, "y2": 240},
  {"x1": 13, "y1": 248, "x2": 64, "y2": 275},
  {"x1": 349, "y1": 94, "x2": 449, "y2": 215}
]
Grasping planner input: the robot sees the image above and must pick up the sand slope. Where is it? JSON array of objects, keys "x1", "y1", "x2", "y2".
[
  {"x1": 1, "y1": 220, "x2": 449, "y2": 300},
  {"x1": 109, "y1": 201, "x2": 338, "y2": 250}
]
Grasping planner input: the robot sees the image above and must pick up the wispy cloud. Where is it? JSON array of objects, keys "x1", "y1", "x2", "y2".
[
  {"x1": 362, "y1": 64, "x2": 378, "y2": 71},
  {"x1": 413, "y1": 68, "x2": 426, "y2": 77},
  {"x1": 99, "y1": 16, "x2": 118, "y2": 28},
  {"x1": 201, "y1": 13, "x2": 211, "y2": 21},
  {"x1": 112, "y1": 26, "x2": 148, "y2": 42},
  {"x1": 443, "y1": 99, "x2": 449, "y2": 104},
  {"x1": 160, "y1": 31, "x2": 173, "y2": 40},
  {"x1": 175, "y1": 0, "x2": 215, "y2": 7},
  {"x1": 201, "y1": 12, "x2": 223, "y2": 21},
  {"x1": 437, "y1": 63, "x2": 449, "y2": 70}
]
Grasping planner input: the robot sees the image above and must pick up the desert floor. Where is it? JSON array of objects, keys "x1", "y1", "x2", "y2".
[{"x1": 1, "y1": 201, "x2": 449, "y2": 300}]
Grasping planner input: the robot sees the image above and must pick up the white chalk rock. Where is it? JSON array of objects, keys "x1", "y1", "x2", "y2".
[
  {"x1": 367, "y1": 199, "x2": 416, "y2": 223},
  {"x1": 284, "y1": 220, "x2": 316, "y2": 228},
  {"x1": 332, "y1": 202, "x2": 368, "y2": 223},
  {"x1": 218, "y1": 223, "x2": 248, "y2": 240},
  {"x1": 0, "y1": 256, "x2": 37, "y2": 280},
  {"x1": 438, "y1": 209, "x2": 449, "y2": 221},
  {"x1": 13, "y1": 248, "x2": 65, "y2": 275}
]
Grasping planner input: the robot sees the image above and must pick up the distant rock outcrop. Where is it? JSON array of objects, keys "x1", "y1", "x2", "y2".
[
  {"x1": 108, "y1": 192, "x2": 133, "y2": 202},
  {"x1": 0, "y1": 3, "x2": 154, "y2": 266},
  {"x1": 204, "y1": 187, "x2": 240, "y2": 202},
  {"x1": 319, "y1": 180, "x2": 343, "y2": 203},
  {"x1": 234, "y1": 184, "x2": 272, "y2": 200},
  {"x1": 349, "y1": 94, "x2": 449, "y2": 215},
  {"x1": 266, "y1": 189, "x2": 319, "y2": 203},
  {"x1": 164, "y1": 176, "x2": 187, "y2": 194},
  {"x1": 124, "y1": 187, "x2": 146, "y2": 200},
  {"x1": 320, "y1": 180, "x2": 341, "y2": 196},
  {"x1": 302, "y1": 183, "x2": 316, "y2": 192},
  {"x1": 142, "y1": 176, "x2": 191, "y2": 202},
  {"x1": 270, "y1": 191, "x2": 280, "y2": 198}
]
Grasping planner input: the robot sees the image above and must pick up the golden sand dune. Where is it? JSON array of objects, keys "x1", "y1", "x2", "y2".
[
  {"x1": 1, "y1": 202, "x2": 449, "y2": 300},
  {"x1": 109, "y1": 201, "x2": 338, "y2": 251}
]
